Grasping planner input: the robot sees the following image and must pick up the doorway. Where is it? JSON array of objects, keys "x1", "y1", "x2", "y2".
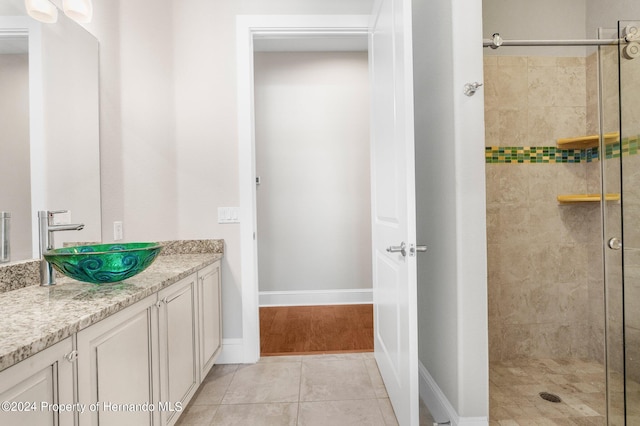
[
  {"x1": 236, "y1": 14, "x2": 371, "y2": 363},
  {"x1": 253, "y1": 49, "x2": 373, "y2": 355},
  {"x1": 237, "y1": 11, "x2": 425, "y2": 425}
]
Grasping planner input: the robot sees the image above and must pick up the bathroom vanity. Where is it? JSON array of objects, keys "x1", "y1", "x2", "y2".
[{"x1": 0, "y1": 242, "x2": 222, "y2": 426}]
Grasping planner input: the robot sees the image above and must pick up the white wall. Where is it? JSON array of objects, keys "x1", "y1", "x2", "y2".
[
  {"x1": 253, "y1": 51, "x2": 371, "y2": 300},
  {"x1": 483, "y1": 0, "x2": 587, "y2": 57},
  {"x1": 88, "y1": 0, "x2": 374, "y2": 340},
  {"x1": 0, "y1": 53, "x2": 31, "y2": 261},
  {"x1": 415, "y1": 0, "x2": 488, "y2": 421},
  {"x1": 586, "y1": 0, "x2": 640, "y2": 37},
  {"x1": 483, "y1": 0, "x2": 640, "y2": 57}
]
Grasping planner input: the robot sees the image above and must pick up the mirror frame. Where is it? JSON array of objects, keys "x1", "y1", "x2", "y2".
[{"x1": 0, "y1": 17, "x2": 45, "y2": 259}]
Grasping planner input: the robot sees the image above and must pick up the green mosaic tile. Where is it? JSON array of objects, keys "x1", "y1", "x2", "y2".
[
  {"x1": 485, "y1": 146, "x2": 584, "y2": 164},
  {"x1": 485, "y1": 135, "x2": 640, "y2": 164}
]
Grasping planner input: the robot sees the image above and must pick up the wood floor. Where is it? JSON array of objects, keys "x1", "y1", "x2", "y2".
[{"x1": 259, "y1": 304, "x2": 374, "y2": 356}]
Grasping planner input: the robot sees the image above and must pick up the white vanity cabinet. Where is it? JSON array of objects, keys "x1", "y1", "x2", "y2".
[
  {"x1": 76, "y1": 294, "x2": 159, "y2": 426},
  {"x1": 75, "y1": 259, "x2": 222, "y2": 426},
  {"x1": 0, "y1": 337, "x2": 75, "y2": 426},
  {"x1": 198, "y1": 261, "x2": 222, "y2": 379},
  {"x1": 157, "y1": 273, "x2": 199, "y2": 426}
]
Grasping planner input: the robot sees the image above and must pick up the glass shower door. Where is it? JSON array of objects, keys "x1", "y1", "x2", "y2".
[
  {"x1": 599, "y1": 28, "x2": 625, "y2": 423},
  {"x1": 618, "y1": 20, "x2": 640, "y2": 425}
]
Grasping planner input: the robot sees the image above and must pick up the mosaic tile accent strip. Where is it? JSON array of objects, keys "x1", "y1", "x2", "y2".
[
  {"x1": 485, "y1": 135, "x2": 639, "y2": 164},
  {"x1": 485, "y1": 146, "x2": 589, "y2": 164}
]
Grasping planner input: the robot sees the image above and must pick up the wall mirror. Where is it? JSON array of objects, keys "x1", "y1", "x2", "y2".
[{"x1": 0, "y1": 0, "x2": 101, "y2": 262}]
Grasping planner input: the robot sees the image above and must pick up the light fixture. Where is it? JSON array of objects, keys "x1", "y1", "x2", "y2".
[
  {"x1": 62, "y1": 0, "x2": 93, "y2": 23},
  {"x1": 25, "y1": 0, "x2": 58, "y2": 23}
]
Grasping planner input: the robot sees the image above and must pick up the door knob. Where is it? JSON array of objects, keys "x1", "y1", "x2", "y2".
[
  {"x1": 410, "y1": 244, "x2": 428, "y2": 256},
  {"x1": 386, "y1": 242, "x2": 406, "y2": 257}
]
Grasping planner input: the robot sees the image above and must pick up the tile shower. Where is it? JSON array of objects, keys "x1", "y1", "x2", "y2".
[{"x1": 484, "y1": 44, "x2": 640, "y2": 424}]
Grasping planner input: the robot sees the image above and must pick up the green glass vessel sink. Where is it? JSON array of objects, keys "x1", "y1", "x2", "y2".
[{"x1": 44, "y1": 242, "x2": 163, "y2": 284}]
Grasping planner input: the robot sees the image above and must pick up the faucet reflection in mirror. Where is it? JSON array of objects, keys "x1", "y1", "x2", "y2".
[
  {"x1": 0, "y1": 212, "x2": 9, "y2": 263},
  {"x1": 25, "y1": 0, "x2": 93, "y2": 24},
  {"x1": 38, "y1": 210, "x2": 84, "y2": 286}
]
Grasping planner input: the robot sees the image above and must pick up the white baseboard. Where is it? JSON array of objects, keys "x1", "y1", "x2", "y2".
[
  {"x1": 215, "y1": 338, "x2": 245, "y2": 364},
  {"x1": 259, "y1": 289, "x2": 373, "y2": 307},
  {"x1": 419, "y1": 361, "x2": 488, "y2": 426}
]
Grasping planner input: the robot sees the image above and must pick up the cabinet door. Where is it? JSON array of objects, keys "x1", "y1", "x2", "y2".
[
  {"x1": 158, "y1": 274, "x2": 198, "y2": 426},
  {"x1": 77, "y1": 295, "x2": 158, "y2": 426},
  {"x1": 0, "y1": 337, "x2": 74, "y2": 426},
  {"x1": 198, "y1": 261, "x2": 222, "y2": 379}
]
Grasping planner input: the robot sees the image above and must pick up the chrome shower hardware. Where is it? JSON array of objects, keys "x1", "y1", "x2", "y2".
[
  {"x1": 608, "y1": 237, "x2": 622, "y2": 250},
  {"x1": 463, "y1": 82, "x2": 483, "y2": 97}
]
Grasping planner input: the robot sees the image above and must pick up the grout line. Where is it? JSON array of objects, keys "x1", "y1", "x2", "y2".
[
  {"x1": 217, "y1": 364, "x2": 241, "y2": 406},
  {"x1": 296, "y1": 358, "x2": 303, "y2": 425}
]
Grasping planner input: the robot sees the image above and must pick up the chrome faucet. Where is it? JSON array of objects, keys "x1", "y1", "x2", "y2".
[{"x1": 39, "y1": 210, "x2": 85, "y2": 286}]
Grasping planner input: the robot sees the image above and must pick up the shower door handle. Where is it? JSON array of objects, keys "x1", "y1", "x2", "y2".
[{"x1": 608, "y1": 237, "x2": 622, "y2": 250}]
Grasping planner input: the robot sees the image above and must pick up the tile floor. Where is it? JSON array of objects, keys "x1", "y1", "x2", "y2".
[
  {"x1": 178, "y1": 353, "x2": 640, "y2": 425},
  {"x1": 177, "y1": 352, "x2": 419, "y2": 425},
  {"x1": 489, "y1": 357, "x2": 640, "y2": 425}
]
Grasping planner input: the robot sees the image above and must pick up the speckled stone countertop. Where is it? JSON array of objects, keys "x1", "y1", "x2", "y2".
[{"x1": 0, "y1": 252, "x2": 222, "y2": 372}]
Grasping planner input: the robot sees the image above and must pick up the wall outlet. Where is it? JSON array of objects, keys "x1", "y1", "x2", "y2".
[
  {"x1": 113, "y1": 221, "x2": 123, "y2": 241},
  {"x1": 218, "y1": 207, "x2": 240, "y2": 224}
]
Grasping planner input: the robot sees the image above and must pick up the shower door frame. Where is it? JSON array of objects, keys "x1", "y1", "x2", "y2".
[
  {"x1": 612, "y1": 19, "x2": 640, "y2": 425},
  {"x1": 483, "y1": 29, "x2": 636, "y2": 425}
]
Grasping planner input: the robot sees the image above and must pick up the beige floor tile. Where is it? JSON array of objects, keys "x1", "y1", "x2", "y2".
[
  {"x1": 211, "y1": 403, "x2": 298, "y2": 426},
  {"x1": 497, "y1": 420, "x2": 520, "y2": 426},
  {"x1": 222, "y1": 362, "x2": 301, "y2": 404},
  {"x1": 301, "y1": 353, "x2": 369, "y2": 362},
  {"x1": 489, "y1": 358, "x2": 621, "y2": 425},
  {"x1": 532, "y1": 418, "x2": 563, "y2": 426},
  {"x1": 259, "y1": 355, "x2": 304, "y2": 363},
  {"x1": 378, "y1": 398, "x2": 400, "y2": 426},
  {"x1": 564, "y1": 404, "x2": 600, "y2": 417},
  {"x1": 175, "y1": 404, "x2": 218, "y2": 425},
  {"x1": 365, "y1": 358, "x2": 389, "y2": 398},
  {"x1": 191, "y1": 364, "x2": 238, "y2": 405},
  {"x1": 300, "y1": 358, "x2": 377, "y2": 401},
  {"x1": 203, "y1": 363, "x2": 240, "y2": 382},
  {"x1": 298, "y1": 400, "x2": 386, "y2": 425},
  {"x1": 174, "y1": 353, "x2": 430, "y2": 425}
]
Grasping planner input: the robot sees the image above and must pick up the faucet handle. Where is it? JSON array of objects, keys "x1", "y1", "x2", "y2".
[
  {"x1": 39, "y1": 210, "x2": 68, "y2": 218},
  {"x1": 39, "y1": 210, "x2": 70, "y2": 225}
]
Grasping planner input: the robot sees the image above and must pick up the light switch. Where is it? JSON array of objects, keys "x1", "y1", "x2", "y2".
[{"x1": 218, "y1": 207, "x2": 240, "y2": 224}]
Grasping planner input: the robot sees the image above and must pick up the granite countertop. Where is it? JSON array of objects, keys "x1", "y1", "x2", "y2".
[{"x1": 0, "y1": 252, "x2": 222, "y2": 372}]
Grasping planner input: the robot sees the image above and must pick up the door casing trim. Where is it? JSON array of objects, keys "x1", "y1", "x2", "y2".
[{"x1": 236, "y1": 14, "x2": 370, "y2": 363}]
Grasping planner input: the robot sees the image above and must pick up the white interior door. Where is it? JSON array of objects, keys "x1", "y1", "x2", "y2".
[{"x1": 369, "y1": 0, "x2": 419, "y2": 425}]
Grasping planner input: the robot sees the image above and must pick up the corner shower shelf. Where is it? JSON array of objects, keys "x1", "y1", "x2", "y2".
[
  {"x1": 557, "y1": 193, "x2": 621, "y2": 204},
  {"x1": 556, "y1": 132, "x2": 620, "y2": 149}
]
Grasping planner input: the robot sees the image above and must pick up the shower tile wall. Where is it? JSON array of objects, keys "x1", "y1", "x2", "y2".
[{"x1": 485, "y1": 55, "x2": 605, "y2": 363}]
